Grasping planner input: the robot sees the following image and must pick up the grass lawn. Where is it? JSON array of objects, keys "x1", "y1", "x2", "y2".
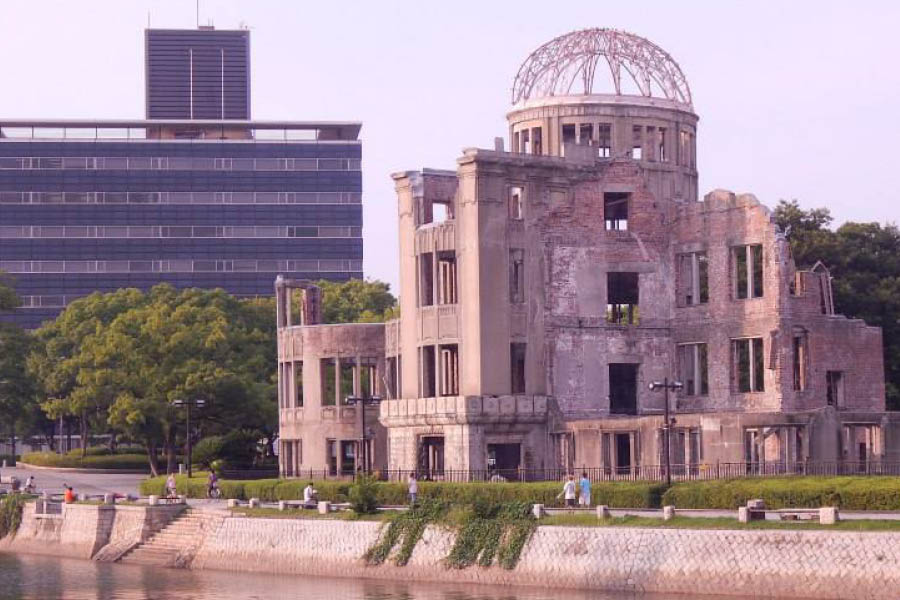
[
  {"x1": 541, "y1": 513, "x2": 900, "y2": 531},
  {"x1": 231, "y1": 506, "x2": 389, "y2": 521}
]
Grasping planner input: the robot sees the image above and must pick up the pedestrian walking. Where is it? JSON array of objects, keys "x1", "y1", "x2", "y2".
[
  {"x1": 64, "y1": 485, "x2": 75, "y2": 503},
  {"x1": 165, "y1": 473, "x2": 177, "y2": 500},
  {"x1": 407, "y1": 473, "x2": 418, "y2": 505},
  {"x1": 578, "y1": 472, "x2": 591, "y2": 507},
  {"x1": 557, "y1": 474, "x2": 576, "y2": 508}
]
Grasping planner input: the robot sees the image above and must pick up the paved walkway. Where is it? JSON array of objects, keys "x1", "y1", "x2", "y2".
[{"x1": 0, "y1": 465, "x2": 148, "y2": 497}]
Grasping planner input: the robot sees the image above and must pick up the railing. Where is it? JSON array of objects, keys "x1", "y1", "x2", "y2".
[{"x1": 281, "y1": 461, "x2": 900, "y2": 483}]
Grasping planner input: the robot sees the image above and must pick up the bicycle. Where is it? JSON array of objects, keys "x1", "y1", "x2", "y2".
[{"x1": 207, "y1": 485, "x2": 221, "y2": 500}]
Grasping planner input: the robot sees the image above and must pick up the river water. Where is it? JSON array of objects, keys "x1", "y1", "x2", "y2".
[{"x1": 0, "y1": 553, "x2": 750, "y2": 600}]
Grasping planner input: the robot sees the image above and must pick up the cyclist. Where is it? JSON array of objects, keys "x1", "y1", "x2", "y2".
[{"x1": 207, "y1": 470, "x2": 220, "y2": 499}]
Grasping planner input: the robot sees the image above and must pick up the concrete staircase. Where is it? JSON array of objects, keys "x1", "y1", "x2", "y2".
[{"x1": 118, "y1": 508, "x2": 223, "y2": 568}]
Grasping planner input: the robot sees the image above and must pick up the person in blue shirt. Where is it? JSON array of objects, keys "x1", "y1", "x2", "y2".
[{"x1": 578, "y1": 472, "x2": 592, "y2": 507}]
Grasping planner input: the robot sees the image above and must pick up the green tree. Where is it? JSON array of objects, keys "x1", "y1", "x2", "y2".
[
  {"x1": 72, "y1": 285, "x2": 276, "y2": 475},
  {"x1": 0, "y1": 272, "x2": 21, "y2": 312},
  {"x1": 774, "y1": 200, "x2": 900, "y2": 408},
  {"x1": 316, "y1": 279, "x2": 397, "y2": 323},
  {"x1": 0, "y1": 324, "x2": 37, "y2": 455},
  {"x1": 28, "y1": 288, "x2": 146, "y2": 456}
]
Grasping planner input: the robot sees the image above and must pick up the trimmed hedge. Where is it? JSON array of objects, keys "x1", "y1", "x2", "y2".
[
  {"x1": 141, "y1": 475, "x2": 900, "y2": 511},
  {"x1": 662, "y1": 477, "x2": 900, "y2": 510},
  {"x1": 139, "y1": 476, "x2": 664, "y2": 508},
  {"x1": 21, "y1": 452, "x2": 151, "y2": 471}
]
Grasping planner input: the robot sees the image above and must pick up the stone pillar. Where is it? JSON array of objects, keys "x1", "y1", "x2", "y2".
[
  {"x1": 820, "y1": 507, "x2": 839, "y2": 525},
  {"x1": 148, "y1": 495, "x2": 159, "y2": 506},
  {"x1": 738, "y1": 507, "x2": 750, "y2": 523},
  {"x1": 596, "y1": 505, "x2": 611, "y2": 519},
  {"x1": 532, "y1": 504, "x2": 544, "y2": 519},
  {"x1": 249, "y1": 498, "x2": 260, "y2": 508},
  {"x1": 318, "y1": 501, "x2": 331, "y2": 515},
  {"x1": 227, "y1": 499, "x2": 239, "y2": 508},
  {"x1": 103, "y1": 494, "x2": 115, "y2": 505},
  {"x1": 663, "y1": 505, "x2": 675, "y2": 521}
]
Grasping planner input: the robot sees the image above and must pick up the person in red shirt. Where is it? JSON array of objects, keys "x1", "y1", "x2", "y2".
[{"x1": 64, "y1": 486, "x2": 75, "y2": 503}]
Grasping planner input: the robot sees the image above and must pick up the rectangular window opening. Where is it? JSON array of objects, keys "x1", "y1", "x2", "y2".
[
  {"x1": 678, "y1": 343, "x2": 708, "y2": 397},
  {"x1": 509, "y1": 186, "x2": 524, "y2": 220},
  {"x1": 732, "y1": 337, "x2": 765, "y2": 393},
  {"x1": 631, "y1": 126, "x2": 643, "y2": 160},
  {"x1": 733, "y1": 244, "x2": 763, "y2": 299},
  {"x1": 420, "y1": 346, "x2": 436, "y2": 398},
  {"x1": 793, "y1": 333, "x2": 808, "y2": 391},
  {"x1": 604, "y1": 192, "x2": 629, "y2": 231},
  {"x1": 607, "y1": 272, "x2": 639, "y2": 325},
  {"x1": 419, "y1": 252, "x2": 434, "y2": 306},
  {"x1": 321, "y1": 358, "x2": 337, "y2": 406},
  {"x1": 439, "y1": 344, "x2": 459, "y2": 397},
  {"x1": 826, "y1": 371, "x2": 844, "y2": 407},
  {"x1": 437, "y1": 251, "x2": 458, "y2": 304},
  {"x1": 609, "y1": 363, "x2": 639, "y2": 415},
  {"x1": 597, "y1": 124, "x2": 611, "y2": 158},
  {"x1": 509, "y1": 249, "x2": 525, "y2": 304},
  {"x1": 677, "y1": 252, "x2": 709, "y2": 306},
  {"x1": 339, "y1": 359, "x2": 355, "y2": 405},
  {"x1": 294, "y1": 361, "x2": 303, "y2": 407},
  {"x1": 510, "y1": 343, "x2": 526, "y2": 394}
]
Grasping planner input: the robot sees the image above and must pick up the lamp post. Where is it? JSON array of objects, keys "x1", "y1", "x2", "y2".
[
  {"x1": 648, "y1": 378, "x2": 683, "y2": 486},
  {"x1": 173, "y1": 398, "x2": 206, "y2": 478},
  {"x1": 345, "y1": 395, "x2": 382, "y2": 475}
]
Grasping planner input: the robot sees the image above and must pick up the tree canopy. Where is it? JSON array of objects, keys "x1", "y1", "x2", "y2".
[
  {"x1": 774, "y1": 200, "x2": 900, "y2": 408},
  {"x1": 317, "y1": 279, "x2": 397, "y2": 323},
  {"x1": 24, "y1": 278, "x2": 396, "y2": 473}
]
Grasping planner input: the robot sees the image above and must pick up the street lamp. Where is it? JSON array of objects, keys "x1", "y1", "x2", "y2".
[
  {"x1": 648, "y1": 378, "x2": 683, "y2": 486},
  {"x1": 173, "y1": 398, "x2": 206, "y2": 478},
  {"x1": 345, "y1": 395, "x2": 382, "y2": 475}
]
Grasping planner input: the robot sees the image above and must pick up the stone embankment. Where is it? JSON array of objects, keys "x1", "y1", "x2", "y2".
[{"x1": 4, "y1": 502, "x2": 900, "y2": 599}]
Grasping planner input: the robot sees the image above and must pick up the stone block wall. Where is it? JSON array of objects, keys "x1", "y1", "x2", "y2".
[{"x1": 191, "y1": 516, "x2": 900, "y2": 599}]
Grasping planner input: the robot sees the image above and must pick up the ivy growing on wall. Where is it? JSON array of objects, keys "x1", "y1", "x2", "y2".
[
  {"x1": 365, "y1": 499, "x2": 536, "y2": 571},
  {"x1": 0, "y1": 494, "x2": 25, "y2": 540}
]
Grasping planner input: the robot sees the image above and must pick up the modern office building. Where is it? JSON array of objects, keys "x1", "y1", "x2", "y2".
[{"x1": 0, "y1": 27, "x2": 362, "y2": 329}]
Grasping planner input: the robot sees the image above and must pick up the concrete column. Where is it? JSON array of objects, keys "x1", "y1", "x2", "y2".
[{"x1": 820, "y1": 507, "x2": 839, "y2": 525}]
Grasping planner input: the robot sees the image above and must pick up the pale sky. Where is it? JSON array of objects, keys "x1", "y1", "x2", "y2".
[{"x1": 1, "y1": 0, "x2": 898, "y2": 292}]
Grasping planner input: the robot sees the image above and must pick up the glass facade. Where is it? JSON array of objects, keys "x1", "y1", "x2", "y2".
[{"x1": 0, "y1": 123, "x2": 362, "y2": 328}]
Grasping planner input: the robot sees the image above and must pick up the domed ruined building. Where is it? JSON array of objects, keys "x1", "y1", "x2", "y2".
[{"x1": 276, "y1": 29, "x2": 893, "y2": 479}]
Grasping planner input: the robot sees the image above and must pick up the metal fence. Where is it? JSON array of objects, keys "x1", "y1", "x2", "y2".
[{"x1": 282, "y1": 462, "x2": 900, "y2": 483}]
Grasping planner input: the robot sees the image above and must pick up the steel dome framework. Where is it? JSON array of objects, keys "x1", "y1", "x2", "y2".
[{"x1": 512, "y1": 28, "x2": 692, "y2": 108}]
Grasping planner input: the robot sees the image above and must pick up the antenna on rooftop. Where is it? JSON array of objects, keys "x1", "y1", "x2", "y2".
[{"x1": 196, "y1": 0, "x2": 200, "y2": 28}]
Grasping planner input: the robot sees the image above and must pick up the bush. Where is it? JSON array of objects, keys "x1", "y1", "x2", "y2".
[
  {"x1": 349, "y1": 475, "x2": 379, "y2": 514},
  {"x1": 21, "y1": 452, "x2": 151, "y2": 471},
  {"x1": 661, "y1": 477, "x2": 900, "y2": 510},
  {"x1": 192, "y1": 436, "x2": 225, "y2": 468}
]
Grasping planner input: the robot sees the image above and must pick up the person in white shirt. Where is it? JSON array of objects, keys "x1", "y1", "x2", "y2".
[
  {"x1": 558, "y1": 474, "x2": 577, "y2": 507},
  {"x1": 408, "y1": 473, "x2": 418, "y2": 505},
  {"x1": 303, "y1": 482, "x2": 317, "y2": 508}
]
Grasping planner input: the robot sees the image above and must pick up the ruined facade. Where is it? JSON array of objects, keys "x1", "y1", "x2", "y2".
[{"x1": 277, "y1": 28, "x2": 895, "y2": 478}]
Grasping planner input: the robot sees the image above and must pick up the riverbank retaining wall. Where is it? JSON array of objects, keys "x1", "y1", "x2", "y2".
[
  {"x1": 0, "y1": 502, "x2": 183, "y2": 560},
  {"x1": 5, "y1": 504, "x2": 900, "y2": 599}
]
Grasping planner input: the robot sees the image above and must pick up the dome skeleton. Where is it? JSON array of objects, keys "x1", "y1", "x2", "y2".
[{"x1": 511, "y1": 28, "x2": 692, "y2": 108}]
